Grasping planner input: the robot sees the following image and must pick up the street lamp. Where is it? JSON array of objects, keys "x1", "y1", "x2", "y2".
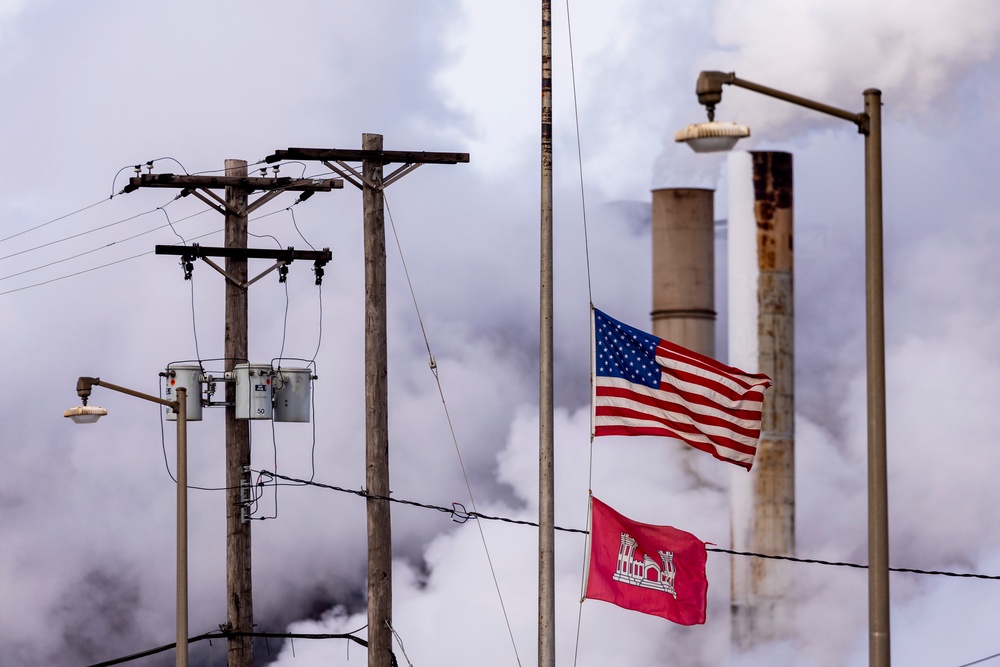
[
  {"x1": 65, "y1": 377, "x2": 190, "y2": 667},
  {"x1": 674, "y1": 120, "x2": 750, "y2": 153},
  {"x1": 677, "y1": 71, "x2": 889, "y2": 667}
]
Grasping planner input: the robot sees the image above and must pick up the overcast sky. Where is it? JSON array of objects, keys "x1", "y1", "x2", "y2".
[{"x1": 3, "y1": 1, "x2": 1000, "y2": 666}]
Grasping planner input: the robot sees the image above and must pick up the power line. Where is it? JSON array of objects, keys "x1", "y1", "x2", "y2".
[
  {"x1": 0, "y1": 197, "x2": 110, "y2": 245},
  {"x1": 0, "y1": 186, "x2": 325, "y2": 297},
  {"x1": 0, "y1": 226, "x2": 224, "y2": 297},
  {"x1": 383, "y1": 188, "x2": 522, "y2": 665},
  {"x1": 6, "y1": 165, "x2": 331, "y2": 266},
  {"x1": 86, "y1": 628, "x2": 371, "y2": 667},
  {"x1": 958, "y1": 650, "x2": 1000, "y2": 666},
  {"x1": 0, "y1": 249, "x2": 154, "y2": 295},
  {"x1": 0, "y1": 207, "x2": 159, "y2": 262},
  {"x1": 263, "y1": 471, "x2": 1000, "y2": 581},
  {"x1": 0, "y1": 207, "x2": 213, "y2": 283},
  {"x1": 0, "y1": 193, "x2": 207, "y2": 264},
  {"x1": 705, "y1": 547, "x2": 1000, "y2": 581},
  {"x1": 264, "y1": 470, "x2": 589, "y2": 534}
]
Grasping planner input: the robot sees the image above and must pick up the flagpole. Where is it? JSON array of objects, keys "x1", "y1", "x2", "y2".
[{"x1": 538, "y1": 1, "x2": 556, "y2": 667}]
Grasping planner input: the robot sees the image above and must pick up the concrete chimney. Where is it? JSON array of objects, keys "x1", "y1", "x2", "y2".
[
  {"x1": 650, "y1": 188, "x2": 715, "y2": 356},
  {"x1": 728, "y1": 151, "x2": 795, "y2": 648}
]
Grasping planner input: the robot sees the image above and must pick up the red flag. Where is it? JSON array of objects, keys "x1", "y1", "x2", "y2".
[
  {"x1": 584, "y1": 496, "x2": 708, "y2": 625},
  {"x1": 592, "y1": 307, "x2": 771, "y2": 470}
]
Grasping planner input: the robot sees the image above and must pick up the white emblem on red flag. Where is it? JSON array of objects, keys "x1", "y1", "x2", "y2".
[
  {"x1": 585, "y1": 496, "x2": 708, "y2": 625},
  {"x1": 613, "y1": 532, "x2": 677, "y2": 598}
]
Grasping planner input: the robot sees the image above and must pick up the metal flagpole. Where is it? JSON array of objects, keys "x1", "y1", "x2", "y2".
[{"x1": 538, "y1": 1, "x2": 556, "y2": 667}]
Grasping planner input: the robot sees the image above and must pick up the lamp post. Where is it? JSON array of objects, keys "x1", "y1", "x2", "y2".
[
  {"x1": 677, "y1": 71, "x2": 888, "y2": 667},
  {"x1": 65, "y1": 377, "x2": 190, "y2": 667}
]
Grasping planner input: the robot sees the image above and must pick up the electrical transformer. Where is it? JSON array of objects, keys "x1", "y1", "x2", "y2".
[
  {"x1": 234, "y1": 363, "x2": 273, "y2": 420},
  {"x1": 164, "y1": 364, "x2": 203, "y2": 421},
  {"x1": 273, "y1": 367, "x2": 313, "y2": 423}
]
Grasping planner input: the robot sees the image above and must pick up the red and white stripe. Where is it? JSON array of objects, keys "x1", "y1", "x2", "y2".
[{"x1": 593, "y1": 338, "x2": 771, "y2": 469}]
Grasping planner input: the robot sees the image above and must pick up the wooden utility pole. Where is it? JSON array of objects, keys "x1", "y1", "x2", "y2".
[
  {"x1": 126, "y1": 165, "x2": 341, "y2": 667},
  {"x1": 265, "y1": 139, "x2": 468, "y2": 667},
  {"x1": 362, "y1": 133, "x2": 392, "y2": 667},
  {"x1": 224, "y1": 159, "x2": 253, "y2": 666}
]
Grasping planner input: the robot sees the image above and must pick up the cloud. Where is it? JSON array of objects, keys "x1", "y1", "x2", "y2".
[
  {"x1": 3, "y1": 1, "x2": 1000, "y2": 666},
  {"x1": 702, "y1": 0, "x2": 1000, "y2": 136}
]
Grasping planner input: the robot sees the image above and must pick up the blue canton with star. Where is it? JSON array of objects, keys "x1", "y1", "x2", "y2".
[{"x1": 594, "y1": 309, "x2": 661, "y2": 389}]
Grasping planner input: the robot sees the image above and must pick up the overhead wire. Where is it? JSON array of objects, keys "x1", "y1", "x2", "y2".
[
  {"x1": 156, "y1": 369, "x2": 229, "y2": 493},
  {"x1": 287, "y1": 206, "x2": 317, "y2": 250},
  {"x1": 310, "y1": 283, "x2": 324, "y2": 363},
  {"x1": 0, "y1": 212, "x2": 182, "y2": 281},
  {"x1": 0, "y1": 200, "x2": 173, "y2": 262},
  {"x1": 0, "y1": 197, "x2": 110, "y2": 245},
  {"x1": 261, "y1": 470, "x2": 1000, "y2": 581},
  {"x1": 187, "y1": 270, "x2": 203, "y2": 364},
  {"x1": 4, "y1": 162, "x2": 333, "y2": 256},
  {"x1": 109, "y1": 157, "x2": 192, "y2": 198},
  {"x1": 0, "y1": 225, "x2": 224, "y2": 296},
  {"x1": 383, "y1": 189, "x2": 523, "y2": 667},
  {"x1": 0, "y1": 182, "x2": 329, "y2": 297},
  {"x1": 262, "y1": 470, "x2": 585, "y2": 532},
  {"x1": 253, "y1": 160, "x2": 309, "y2": 179},
  {"x1": 148, "y1": 156, "x2": 191, "y2": 175},
  {"x1": 958, "y1": 651, "x2": 1000, "y2": 666},
  {"x1": 0, "y1": 204, "x2": 212, "y2": 286},
  {"x1": 157, "y1": 203, "x2": 187, "y2": 245},
  {"x1": 386, "y1": 620, "x2": 415, "y2": 667},
  {"x1": 132, "y1": 180, "x2": 331, "y2": 507},
  {"x1": 85, "y1": 628, "x2": 371, "y2": 667},
  {"x1": 265, "y1": 358, "x2": 321, "y2": 488},
  {"x1": 0, "y1": 248, "x2": 157, "y2": 296},
  {"x1": 82, "y1": 604, "x2": 1000, "y2": 667},
  {"x1": 5, "y1": 162, "x2": 333, "y2": 269},
  {"x1": 562, "y1": 2, "x2": 597, "y2": 665},
  {"x1": 245, "y1": 201, "x2": 326, "y2": 512}
]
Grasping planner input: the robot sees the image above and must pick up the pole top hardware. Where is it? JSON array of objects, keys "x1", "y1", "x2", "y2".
[
  {"x1": 123, "y1": 173, "x2": 343, "y2": 194},
  {"x1": 158, "y1": 244, "x2": 333, "y2": 286},
  {"x1": 264, "y1": 147, "x2": 470, "y2": 165},
  {"x1": 157, "y1": 244, "x2": 331, "y2": 263}
]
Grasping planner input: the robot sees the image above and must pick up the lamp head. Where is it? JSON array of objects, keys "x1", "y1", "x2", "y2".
[
  {"x1": 64, "y1": 404, "x2": 108, "y2": 424},
  {"x1": 76, "y1": 376, "x2": 99, "y2": 405},
  {"x1": 675, "y1": 121, "x2": 750, "y2": 153},
  {"x1": 696, "y1": 71, "x2": 730, "y2": 121},
  {"x1": 66, "y1": 376, "x2": 105, "y2": 423},
  {"x1": 676, "y1": 71, "x2": 748, "y2": 152}
]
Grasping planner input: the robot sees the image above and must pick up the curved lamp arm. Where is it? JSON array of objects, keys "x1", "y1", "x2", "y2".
[{"x1": 696, "y1": 70, "x2": 868, "y2": 132}]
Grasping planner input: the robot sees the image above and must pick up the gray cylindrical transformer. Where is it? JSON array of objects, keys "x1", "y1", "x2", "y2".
[
  {"x1": 234, "y1": 363, "x2": 273, "y2": 420},
  {"x1": 273, "y1": 368, "x2": 313, "y2": 423},
  {"x1": 165, "y1": 364, "x2": 203, "y2": 422}
]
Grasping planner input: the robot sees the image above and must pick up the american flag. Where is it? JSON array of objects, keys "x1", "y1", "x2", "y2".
[{"x1": 592, "y1": 307, "x2": 771, "y2": 469}]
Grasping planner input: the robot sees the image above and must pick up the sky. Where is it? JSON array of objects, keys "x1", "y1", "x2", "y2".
[{"x1": 2, "y1": 1, "x2": 1000, "y2": 666}]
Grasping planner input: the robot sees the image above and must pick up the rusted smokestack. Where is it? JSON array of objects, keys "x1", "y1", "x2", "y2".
[
  {"x1": 650, "y1": 188, "x2": 715, "y2": 356},
  {"x1": 728, "y1": 151, "x2": 795, "y2": 648}
]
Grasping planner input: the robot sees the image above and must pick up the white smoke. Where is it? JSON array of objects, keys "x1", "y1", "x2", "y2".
[
  {"x1": 3, "y1": 0, "x2": 1000, "y2": 666},
  {"x1": 700, "y1": 0, "x2": 1000, "y2": 136}
]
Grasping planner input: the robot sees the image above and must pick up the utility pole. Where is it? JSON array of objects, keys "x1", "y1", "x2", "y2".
[
  {"x1": 224, "y1": 159, "x2": 252, "y2": 666},
  {"x1": 125, "y1": 166, "x2": 341, "y2": 666},
  {"x1": 265, "y1": 138, "x2": 468, "y2": 667},
  {"x1": 362, "y1": 134, "x2": 391, "y2": 667}
]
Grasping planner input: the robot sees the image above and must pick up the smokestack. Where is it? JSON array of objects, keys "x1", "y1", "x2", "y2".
[
  {"x1": 650, "y1": 188, "x2": 716, "y2": 356},
  {"x1": 728, "y1": 151, "x2": 795, "y2": 648}
]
